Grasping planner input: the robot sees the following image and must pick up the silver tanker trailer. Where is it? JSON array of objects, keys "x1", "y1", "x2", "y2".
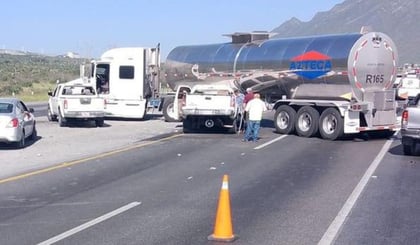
[{"x1": 164, "y1": 31, "x2": 399, "y2": 140}]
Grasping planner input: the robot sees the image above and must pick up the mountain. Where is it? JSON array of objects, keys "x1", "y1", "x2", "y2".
[{"x1": 271, "y1": 0, "x2": 420, "y2": 64}]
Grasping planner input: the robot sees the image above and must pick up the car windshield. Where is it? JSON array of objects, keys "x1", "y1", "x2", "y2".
[{"x1": 0, "y1": 103, "x2": 13, "y2": 113}]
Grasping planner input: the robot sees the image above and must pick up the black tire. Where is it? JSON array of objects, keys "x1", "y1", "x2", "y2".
[
  {"x1": 183, "y1": 117, "x2": 193, "y2": 133},
  {"x1": 30, "y1": 124, "x2": 37, "y2": 141},
  {"x1": 47, "y1": 106, "x2": 57, "y2": 121},
  {"x1": 274, "y1": 105, "x2": 296, "y2": 134},
  {"x1": 162, "y1": 97, "x2": 179, "y2": 122},
  {"x1": 15, "y1": 131, "x2": 25, "y2": 149},
  {"x1": 95, "y1": 118, "x2": 104, "y2": 127},
  {"x1": 228, "y1": 119, "x2": 239, "y2": 134},
  {"x1": 58, "y1": 111, "x2": 67, "y2": 127},
  {"x1": 403, "y1": 143, "x2": 415, "y2": 156},
  {"x1": 295, "y1": 106, "x2": 319, "y2": 137},
  {"x1": 319, "y1": 108, "x2": 344, "y2": 140}
]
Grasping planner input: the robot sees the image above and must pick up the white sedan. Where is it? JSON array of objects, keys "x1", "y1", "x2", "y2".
[{"x1": 0, "y1": 98, "x2": 37, "y2": 148}]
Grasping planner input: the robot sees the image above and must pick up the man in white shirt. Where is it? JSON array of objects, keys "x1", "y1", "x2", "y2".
[{"x1": 243, "y1": 93, "x2": 267, "y2": 142}]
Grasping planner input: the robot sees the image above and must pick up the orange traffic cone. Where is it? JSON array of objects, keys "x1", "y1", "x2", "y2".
[{"x1": 208, "y1": 174, "x2": 238, "y2": 242}]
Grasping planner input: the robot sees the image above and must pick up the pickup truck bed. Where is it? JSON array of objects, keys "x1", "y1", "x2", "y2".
[
  {"x1": 48, "y1": 82, "x2": 105, "y2": 127},
  {"x1": 180, "y1": 85, "x2": 238, "y2": 133}
]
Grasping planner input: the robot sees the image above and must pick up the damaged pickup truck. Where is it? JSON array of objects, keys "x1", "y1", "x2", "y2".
[{"x1": 47, "y1": 80, "x2": 105, "y2": 127}]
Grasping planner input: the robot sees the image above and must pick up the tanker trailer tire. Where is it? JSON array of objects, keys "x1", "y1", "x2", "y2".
[
  {"x1": 295, "y1": 106, "x2": 319, "y2": 138},
  {"x1": 162, "y1": 97, "x2": 179, "y2": 122},
  {"x1": 319, "y1": 108, "x2": 344, "y2": 140},
  {"x1": 274, "y1": 105, "x2": 296, "y2": 135}
]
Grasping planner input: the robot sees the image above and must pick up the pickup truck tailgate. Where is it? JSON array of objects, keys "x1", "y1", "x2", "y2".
[
  {"x1": 405, "y1": 107, "x2": 420, "y2": 129},
  {"x1": 185, "y1": 95, "x2": 231, "y2": 109},
  {"x1": 65, "y1": 97, "x2": 103, "y2": 111}
]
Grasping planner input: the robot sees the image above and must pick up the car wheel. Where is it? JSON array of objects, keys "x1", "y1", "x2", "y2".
[
  {"x1": 47, "y1": 106, "x2": 57, "y2": 121},
  {"x1": 95, "y1": 118, "x2": 104, "y2": 127},
  {"x1": 30, "y1": 124, "x2": 37, "y2": 141},
  {"x1": 227, "y1": 119, "x2": 239, "y2": 134},
  {"x1": 58, "y1": 112, "x2": 67, "y2": 127},
  {"x1": 403, "y1": 143, "x2": 416, "y2": 156},
  {"x1": 15, "y1": 131, "x2": 25, "y2": 149},
  {"x1": 183, "y1": 117, "x2": 193, "y2": 133}
]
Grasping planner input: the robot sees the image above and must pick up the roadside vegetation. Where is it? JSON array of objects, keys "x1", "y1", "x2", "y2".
[
  {"x1": 0, "y1": 53, "x2": 86, "y2": 101},
  {"x1": 0, "y1": 53, "x2": 168, "y2": 102}
]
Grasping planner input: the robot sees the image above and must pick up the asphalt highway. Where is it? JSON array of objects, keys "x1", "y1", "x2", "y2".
[{"x1": 1, "y1": 110, "x2": 418, "y2": 244}]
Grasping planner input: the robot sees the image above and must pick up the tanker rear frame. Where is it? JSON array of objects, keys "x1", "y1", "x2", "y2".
[{"x1": 272, "y1": 90, "x2": 398, "y2": 140}]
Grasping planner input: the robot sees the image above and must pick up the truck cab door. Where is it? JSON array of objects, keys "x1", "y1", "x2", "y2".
[
  {"x1": 174, "y1": 85, "x2": 191, "y2": 120},
  {"x1": 51, "y1": 85, "x2": 61, "y2": 114}
]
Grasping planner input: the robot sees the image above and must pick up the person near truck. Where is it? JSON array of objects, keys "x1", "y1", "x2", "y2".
[
  {"x1": 243, "y1": 87, "x2": 254, "y2": 105},
  {"x1": 234, "y1": 89, "x2": 245, "y2": 131},
  {"x1": 241, "y1": 87, "x2": 254, "y2": 132},
  {"x1": 243, "y1": 93, "x2": 267, "y2": 142}
]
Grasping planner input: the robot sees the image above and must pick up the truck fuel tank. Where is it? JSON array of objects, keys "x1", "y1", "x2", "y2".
[{"x1": 165, "y1": 32, "x2": 398, "y2": 103}]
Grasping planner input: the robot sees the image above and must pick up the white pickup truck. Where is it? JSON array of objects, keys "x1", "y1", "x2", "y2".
[
  {"x1": 47, "y1": 81, "x2": 105, "y2": 127},
  {"x1": 179, "y1": 84, "x2": 239, "y2": 133},
  {"x1": 396, "y1": 75, "x2": 420, "y2": 101},
  {"x1": 401, "y1": 93, "x2": 420, "y2": 155}
]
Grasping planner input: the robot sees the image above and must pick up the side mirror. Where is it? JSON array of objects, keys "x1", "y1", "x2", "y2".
[
  {"x1": 29, "y1": 108, "x2": 35, "y2": 113},
  {"x1": 48, "y1": 91, "x2": 53, "y2": 96}
]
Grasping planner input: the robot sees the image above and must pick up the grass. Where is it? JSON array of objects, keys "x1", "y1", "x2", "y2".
[{"x1": 3, "y1": 81, "x2": 55, "y2": 102}]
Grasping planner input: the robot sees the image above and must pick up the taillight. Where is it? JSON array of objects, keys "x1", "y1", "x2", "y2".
[
  {"x1": 231, "y1": 95, "x2": 235, "y2": 107},
  {"x1": 402, "y1": 110, "x2": 409, "y2": 127},
  {"x1": 103, "y1": 99, "x2": 106, "y2": 109},
  {"x1": 7, "y1": 118, "x2": 19, "y2": 128},
  {"x1": 64, "y1": 99, "x2": 68, "y2": 109}
]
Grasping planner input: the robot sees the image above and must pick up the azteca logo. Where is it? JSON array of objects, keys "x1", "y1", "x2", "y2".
[{"x1": 289, "y1": 51, "x2": 332, "y2": 80}]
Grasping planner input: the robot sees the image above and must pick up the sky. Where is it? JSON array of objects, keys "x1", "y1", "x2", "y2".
[{"x1": 1, "y1": 0, "x2": 343, "y2": 59}]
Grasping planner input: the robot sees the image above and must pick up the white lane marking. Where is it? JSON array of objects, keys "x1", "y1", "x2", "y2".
[
  {"x1": 254, "y1": 135, "x2": 288, "y2": 150},
  {"x1": 38, "y1": 201, "x2": 141, "y2": 245},
  {"x1": 318, "y1": 138, "x2": 394, "y2": 245}
]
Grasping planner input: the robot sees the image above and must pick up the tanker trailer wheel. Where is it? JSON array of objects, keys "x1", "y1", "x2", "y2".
[
  {"x1": 319, "y1": 108, "x2": 344, "y2": 140},
  {"x1": 162, "y1": 97, "x2": 179, "y2": 122},
  {"x1": 274, "y1": 105, "x2": 296, "y2": 134},
  {"x1": 295, "y1": 106, "x2": 319, "y2": 137}
]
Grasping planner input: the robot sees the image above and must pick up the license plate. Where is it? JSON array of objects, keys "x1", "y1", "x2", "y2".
[{"x1": 81, "y1": 112, "x2": 90, "y2": 117}]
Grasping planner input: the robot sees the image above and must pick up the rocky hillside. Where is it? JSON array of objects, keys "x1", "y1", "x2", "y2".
[{"x1": 272, "y1": 0, "x2": 420, "y2": 64}]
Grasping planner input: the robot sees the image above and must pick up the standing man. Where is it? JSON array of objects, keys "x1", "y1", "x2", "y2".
[
  {"x1": 242, "y1": 87, "x2": 254, "y2": 132},
  {"x1": 243, "y1": 93, "x2": 267, "y2": 142}
]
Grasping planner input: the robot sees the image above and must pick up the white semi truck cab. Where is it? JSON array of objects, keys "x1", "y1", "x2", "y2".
[{"x1": 86, "y1": 46, "x2": 161, "y2": 119}]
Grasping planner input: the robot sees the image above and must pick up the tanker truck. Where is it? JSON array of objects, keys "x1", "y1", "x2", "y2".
[{"x1": 164, "y1": 31, "x2": 399, "y2": 140}]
